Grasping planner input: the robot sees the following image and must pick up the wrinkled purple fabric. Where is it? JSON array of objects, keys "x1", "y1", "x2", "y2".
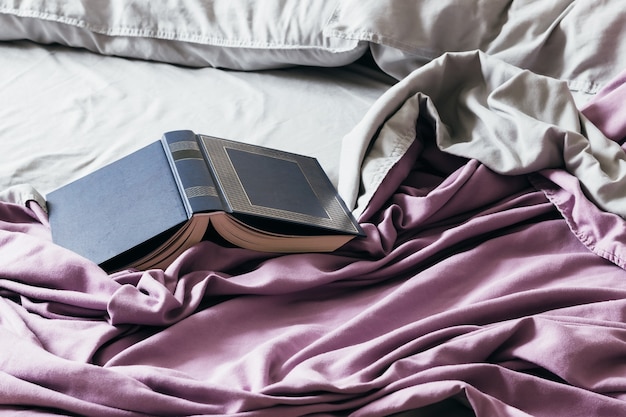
[{"x1": 4, "y1": 77, "x2": 626, "y2": 416}]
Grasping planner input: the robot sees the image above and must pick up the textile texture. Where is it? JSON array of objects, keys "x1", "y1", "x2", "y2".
[{"x1": 4, "y1": 56, "x2": 626, "y2": 417}]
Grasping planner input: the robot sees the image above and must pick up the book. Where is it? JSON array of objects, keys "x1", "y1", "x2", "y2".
[{"x1": 46, "y1": 130, "x2": 364, "y2": 272}]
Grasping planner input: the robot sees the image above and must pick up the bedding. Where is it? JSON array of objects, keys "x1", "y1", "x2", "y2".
[
  {"x1": 4, "y1": 1, "x2": 626, "y2": 416},
  {"x1": 0, "y1": 0, "x2": 366, "y2": 69}
]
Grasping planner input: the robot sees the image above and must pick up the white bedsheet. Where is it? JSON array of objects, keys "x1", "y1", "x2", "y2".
[{"x1": 0, "y1": 40, "x2": 394, "y2": 199}]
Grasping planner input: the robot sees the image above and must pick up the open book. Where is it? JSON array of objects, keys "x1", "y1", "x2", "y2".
[{"x1": 46, "y1": 130, "x2": 364, "y2": 272}]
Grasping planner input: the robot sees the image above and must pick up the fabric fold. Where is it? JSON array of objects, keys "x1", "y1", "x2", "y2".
[
  {"x1": 5, "y1": 49, "x2": 626, "y2": 417},
  {"x1": 344, "y1": 50, "x2": 626, "y2": 222}
]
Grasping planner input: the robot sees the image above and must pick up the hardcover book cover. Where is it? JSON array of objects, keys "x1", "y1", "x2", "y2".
[{"x1": 46, "y1": 130, "x2": 364, "y2": 271}]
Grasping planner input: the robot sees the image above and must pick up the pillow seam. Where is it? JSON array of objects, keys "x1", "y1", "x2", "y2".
[{"x1": 0, "y1": 7, "x2": 361, "y2": 51}]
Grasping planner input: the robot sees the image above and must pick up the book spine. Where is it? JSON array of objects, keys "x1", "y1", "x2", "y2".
[{"x1": 161, "y1": 130, "x2": 224, "y2": 216}]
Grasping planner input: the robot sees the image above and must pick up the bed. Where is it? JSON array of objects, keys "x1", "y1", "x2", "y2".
[{"x1": 3, "y1": 1, "x2": 626, "y2": 416}]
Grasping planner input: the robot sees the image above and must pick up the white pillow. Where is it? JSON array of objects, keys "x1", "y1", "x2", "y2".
[
  {"x1": 325, "y1": 0, "x2": 626, "y2": 95},
  {"x1": 0, "y1": 0, "x2": 367, "y2": 69},
  {"x1": 325, "y1": 0, "x2": 511, "y2": 64}
]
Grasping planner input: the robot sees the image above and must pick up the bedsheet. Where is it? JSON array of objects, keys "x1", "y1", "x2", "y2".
[
  {"x1": 4, "y1": 48, "x2": 626, "y2": 416},
  {"x1": 0, "y1": 40, "x2": 393, "y2": 198},
  {"x1": 5, "y1": 1, "x2": 626, "y2": 416}
]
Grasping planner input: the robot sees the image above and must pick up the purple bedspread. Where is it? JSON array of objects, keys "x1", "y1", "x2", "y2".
[{"x1": 3, "y1": 71, "x2": 626, "y2": 416}]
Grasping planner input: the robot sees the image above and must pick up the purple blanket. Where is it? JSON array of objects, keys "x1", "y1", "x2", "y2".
[{"x1": 4, "y1": 71, "x2": 626, "y2": 416}]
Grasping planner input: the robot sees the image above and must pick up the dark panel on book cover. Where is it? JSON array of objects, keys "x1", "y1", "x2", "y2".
[
  {"x1": 47, "y1": 141, "x2": 189, "y2": 266},
  {"x1": 225, "y1": 148, "x2": 329, "y2": 218},
  {"x1": 198, "y1": 135, "x2": 364, "y2": 236}
]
